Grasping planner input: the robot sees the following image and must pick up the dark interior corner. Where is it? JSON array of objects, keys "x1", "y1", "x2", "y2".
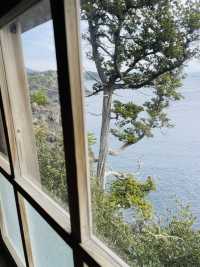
[{"x1": 0, "y1": 234, "x2": 17, "y2": 267}]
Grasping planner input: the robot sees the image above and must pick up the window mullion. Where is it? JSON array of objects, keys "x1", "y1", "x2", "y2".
[
  {"x1": 17, "y1": 194, "x2": 35, "y2": 267},
  {"x1": 0, "y1": 25, "x2": 41, "y2": 182},
  {"x1": 50, "y1": 0, "x2": 82, "y2": 242},
  {"x1": 50, "y1": 0, "x2": 92, "y2": 266},
  {"x1": 13, "y1": 190, "x2": 31, "y2": 267},
  {"x1": 62, "y1": 0, "x2": 91, "y2": 243},
  {"x1": 0, "y1": 34, "x2": 34, "y2": 267}
]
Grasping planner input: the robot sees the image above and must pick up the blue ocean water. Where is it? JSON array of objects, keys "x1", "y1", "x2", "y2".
[{"x1": 86, "y1": 73, "x2": 200, "y2": 225}]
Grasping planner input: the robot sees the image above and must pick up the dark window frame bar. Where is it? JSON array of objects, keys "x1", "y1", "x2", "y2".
[
  {"x1": 0, "y1": 232, "x2": 18, "y2": 267},
  {"x1": 50, "y1": 0, "x2": 82, "y2": 244},
  {"x1": 0, "y1": 0, "x2": 101, "y2": 266},
  {"x1": 0, "y1": 90, "x2": 30, "y2": 267}
]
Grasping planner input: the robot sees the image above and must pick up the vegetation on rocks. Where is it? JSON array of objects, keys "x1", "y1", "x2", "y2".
[{"x1": 31, "y1": 89, "x2": 48, "y2": 106}]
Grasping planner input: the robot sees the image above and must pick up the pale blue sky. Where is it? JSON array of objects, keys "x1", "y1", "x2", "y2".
[
  {"x1": 21, "y1": 21, "x2": 200, "y2": 74},
  {"x1": 22, "y1": 21, "x2": 57, "y2": 71}
]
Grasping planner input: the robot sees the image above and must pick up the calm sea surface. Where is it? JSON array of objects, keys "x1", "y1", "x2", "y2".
[{"x1": 86, "y1": 73, "x2": 200, "y2": 225}]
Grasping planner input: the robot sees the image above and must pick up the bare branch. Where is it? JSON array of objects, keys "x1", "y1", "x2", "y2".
[
  {"x1": 109, "y1": 142, "x2": 132, "y2": 156},
  {"x1": 86, "y1": 90, "x2": 102, "y2": 97},
  {"x1": 115, "y1": 57, "x2": 188, "y2": 90},
  {"x1": 88, "y1": 111, "x2": 102, "y2": 117},
  {"x1": 97, "y1": 32, "x2": 114, "y2": 44},
  {"x1": 85, "y1": 71, "x2": 99, "y2": 83},
  {"x1": 104, "y1": 171, "x2": 122, "y2": 178},
  {"x1": 146, "y1": 231, "x2": 184, "y2": 241},
  {"x1": 98, "y1": 43, "x2": 113, "y2": 57},
  {"x1": 88, "y1": 18, "x2": 107, "y2": 83}
]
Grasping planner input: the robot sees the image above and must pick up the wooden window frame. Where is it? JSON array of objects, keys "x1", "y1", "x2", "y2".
[
  {"x1": 0, "y1": 153, "x2": 10, "y2": 175},
  {"x1": 0, "y1": 0, "x2": 131, "y2": 267},
  {"x1": 0, "y1": 15, "x2": 71, "y2": 233},
  {"x1": 0, "y1": 68, "x2": 11, "y2": 175},
  {"x1": 0, "y1": 103, "x2": 10, "y2": 174},
  {"x1": 63, "y1": 1, "x2": 130, "y2": 266},
  {"x1": 0, "y1": 198, "x2": 25, "y2": 267}
]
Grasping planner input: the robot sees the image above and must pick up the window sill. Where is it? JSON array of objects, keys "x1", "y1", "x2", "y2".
[
  {"x1": 0, "y1": 154, "x2": 10, "y2": 175},
  {"x1": 82, "y1": 236, "x2": 130, "y2": 267},
  {"x1": 16, "y1": 176, "x2": 71, "y2": 233}
]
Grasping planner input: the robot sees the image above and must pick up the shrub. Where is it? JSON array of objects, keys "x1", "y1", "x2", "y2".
[{"x1": 31, "y1": 89, "x2": 48, "y2": 106}]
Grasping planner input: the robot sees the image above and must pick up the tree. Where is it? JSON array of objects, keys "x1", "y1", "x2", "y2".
[{"x1": 81, "y1": 0, "x2": 200, "y2": 184}]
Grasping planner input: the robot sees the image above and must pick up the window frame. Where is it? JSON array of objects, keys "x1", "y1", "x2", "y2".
[
  {"x1": 0, "y1": 73, "x2": 11, "y2": 175},
  {"x1": 62, "y1": 1, "x2": 130, "y2": 266},
  {"x1": 0, "y1": 0, "x2": 130, "y2": 266},
  {"x1": 0, "y1": 21, "x2": 71, "y2": 232},
  {"x1": 0, "y1": 152, "x2": 10, "y2": 175},
  {"x1": 0, "y1": 197, "x2": 25, "y2": 267},
  {"x1": 0, "y1": 105, "x2": 10, "y2": 174}
]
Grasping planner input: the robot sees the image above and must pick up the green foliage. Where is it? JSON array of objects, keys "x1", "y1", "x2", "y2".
[
  {"x1": 92, "y1": 175, "x2": 200, "y2": 266},
  {"x1": 28, "y1": 70, "x2": 58, "y2": 92},
  {"x1": 31, "y1": 89, "x2": 48, "y2": 106},
  {"x1": 88, "y1": 132, "x2": 97, "y2": 173},
  {"x1": 110, "y1": 175, "x2": 155, "y2": 219},
  {"x1": 111, "y1": 72, "x2": 184, "y2": 145},
  {"x1": 91, "y1": 175, "x2": 135, "y2": 263},
  {"x1": 131, "y1": 205, "x2": 200, "y2": 267},
  {"x1": 88, "y1": 131, "x2": 97, "y2": 146},
  {"x1": 34, "y1": 127, "x2": 97, "y2": 208},
  {"x1": 34, "y1": 123, "x2": 68, "y2": 208}
]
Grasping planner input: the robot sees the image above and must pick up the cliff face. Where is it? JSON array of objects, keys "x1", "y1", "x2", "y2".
[
  {"x1": 27, "y1": 69, "x2": 99, "y2": 136},
  {"x1": 28, "y1": 70, "x2": 58, "y2": 100},
  {"x1": 27, "y1": 69, "x2": 99, "y2": 94}
]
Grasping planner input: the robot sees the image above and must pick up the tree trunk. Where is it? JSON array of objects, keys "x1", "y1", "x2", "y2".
[{"x1": 97, "y1": 88, "x2": 113, "y2": 186}]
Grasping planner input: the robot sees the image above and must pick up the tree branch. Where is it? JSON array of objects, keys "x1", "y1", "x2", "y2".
[
  {"x1": 86, "y1": 89, "x2": 102, "y2": 97},
  {"x1": 88, "y1": 17, "x2": 107, "y2": 83},
  {"x1": 109, "y1": 134, "x2": 145, "y2": 156},
  {"x1": 98, "y1": 43, "x2": 113, "y2": 57},
  {"x1": 114, "y1": 57, "x2": 188, "y2": 90}
]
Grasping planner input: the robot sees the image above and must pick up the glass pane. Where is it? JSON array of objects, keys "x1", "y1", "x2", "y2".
[
  {"x1": 0, "y1": 174, "x2": 25, "y2": 265},
  {"x1": 24, "y1": 199, "x2": 74, "y2": 267},
  {"x1": 0, "y1": 110, "x2": 8, "y2": 157},
  {"x1": 80, "y1": 1, "x2": 200, "y2": 266},
  {"x1": 13, "y1": 0, "x2": 68, "y2": 210}
]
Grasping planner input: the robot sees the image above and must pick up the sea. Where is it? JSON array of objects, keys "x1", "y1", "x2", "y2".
[{"x1": 85, "y1": 72, "x2": 200, "y2": 226}]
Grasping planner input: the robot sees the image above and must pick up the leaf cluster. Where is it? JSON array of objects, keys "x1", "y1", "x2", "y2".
[
  {"x1": 111, "y1": 72, "x2": 184, "y2": 144},
  {"x1": 34, "y1": 123, "x2": 68, "y2": 208},
  {"x1": 92, "y1": 175, "x2": 200, "y2": 266},
  {"x1": 110, "y1": 175, "x2": 156, "y2": 219},
  {"x1": 31, "y1": 89, "x2": 48, "y2": 106}
]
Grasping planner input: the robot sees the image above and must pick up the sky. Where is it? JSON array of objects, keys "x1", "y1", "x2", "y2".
[
  {"x1": 21, "y1": 21, "x2": 200, "y2": 74},
  {"x1": 22, "y1": 21, "x2": 57, "y2": 71}
]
